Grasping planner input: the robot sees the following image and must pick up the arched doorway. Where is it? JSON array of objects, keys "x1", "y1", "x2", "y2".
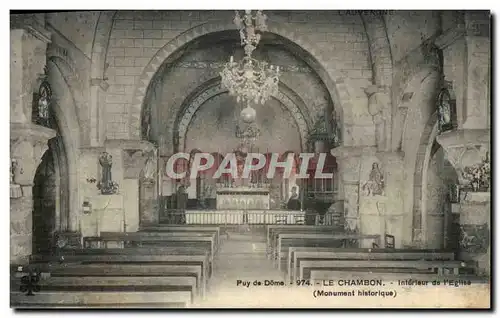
[{"x1": 32, "y1": 116, "x2": 70, "y2": 254}]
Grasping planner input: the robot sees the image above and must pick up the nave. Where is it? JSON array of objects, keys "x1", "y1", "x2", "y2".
[{"x1": 11, "y1": 223, "x2": 490, "y2": 308}]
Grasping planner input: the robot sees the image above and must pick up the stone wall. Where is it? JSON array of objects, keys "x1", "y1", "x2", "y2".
[{"x1": 102, "y1": 10, "x2": 372, "y2": 140}]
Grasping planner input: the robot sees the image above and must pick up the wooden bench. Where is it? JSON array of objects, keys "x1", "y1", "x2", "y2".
[
  {"x1": 83, "y1": 234, "x2": 215, "y2": 271},
  {"x1": 94, "y1": 231, "x2": 216, "y2": 252},
  {"x1": 11, "y1": 272, "x2": 196, "y2": 308},
  {"x1": 20, "y1": 262, "x2": 206, "y2": 299},
  {"x1": 124, "y1": 231, "x2": 220, "y2": 251},
  {"x1": 10, "y1": 267, "x2": 194, "y2": 308},
  {"x1": 30, "y1": 252, "x2": 211, "y2": 287},
  {"x1": 287, "y1": 248, "x2": 456, "y2": 282},
  {"x1": 310, "y1": 270, "x2": 489, "y2": 284},
  {"x1": 298, "y1": 259, "x2": 473, "y2": 280},
  {"x1": 265, "y1": 225, "x2": 338, "y2": 256},
  {"x1": 274, "y1": 233, "x2": 381, "y2": 269},
  {"x1": 140, "y1": 225, "x2": 221, "y2": 245},
  {"x1": 11, "y1": 291, "x2": 191, "y2": 308}
]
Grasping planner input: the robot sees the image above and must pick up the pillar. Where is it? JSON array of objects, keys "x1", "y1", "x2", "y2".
[
  {"x1": 10, "y1": 18, "x2": 54, "y2": 264},
  {"x1": 435, "y1": 12, "x2": 490, "y2": 276},
  {"x1": 11, "y1": 123, "x2": 56, "y2": 264},
  {"x1": 107, "y1": 140, "x2": 156, "y2": 229},
  {"x1": 437, "y1": 129, "x2": 490, "y2": 276}
]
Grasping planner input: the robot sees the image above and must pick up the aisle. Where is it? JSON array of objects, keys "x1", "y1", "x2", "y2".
[{"x1": 194, "y1": 227, "x2": 301, "y2": 307}]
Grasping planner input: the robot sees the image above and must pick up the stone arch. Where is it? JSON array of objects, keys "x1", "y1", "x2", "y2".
[
  {"x1": 411, "y1": 111, "x2": 438, "y2": 244},
  {"x1": 360, "y1": 14, "x2": 393, "y2": 87},
  {"x1": 398, "y1": 68, "x2": 441, "y2": 245},
  {"x1": 46, "y1": 58, "x2": 81, "y2": 232},
  {"x1": 128, "y1": 20, "x2": 354, "y2": 141},
  {"x1": 173, "y1": 81, "x2": 313, "y2": 152},
  {"x1": 394, "y1": 68, "x2": 441, "y2": 152},
  {"x1": 89, "y1": 11, "x2": 117, "y2": 146}
]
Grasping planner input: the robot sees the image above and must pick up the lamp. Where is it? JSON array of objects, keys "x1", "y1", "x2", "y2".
[{"x1": 220, "y1": 10, "x2": 280, "y2": 106}]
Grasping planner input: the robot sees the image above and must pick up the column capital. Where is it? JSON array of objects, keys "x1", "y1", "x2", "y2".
[
  {"x1": 104, "y1": 139, "x2": 157, "y2": 179},
  {"x1": 436, "y1": 129, "x2": 490, "y2": 188},
  {"x1": 10, "y1": 123, "x2": 56, "y2": 187}
]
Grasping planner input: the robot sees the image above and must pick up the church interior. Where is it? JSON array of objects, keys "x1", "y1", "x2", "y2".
[{"x1": 10, "y1": 10, "x2": 491, "y2": 308}]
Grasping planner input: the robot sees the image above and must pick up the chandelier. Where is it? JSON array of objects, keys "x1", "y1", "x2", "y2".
[{"x1": 220, "y1": 10, "x2": 280, "y2": 106}]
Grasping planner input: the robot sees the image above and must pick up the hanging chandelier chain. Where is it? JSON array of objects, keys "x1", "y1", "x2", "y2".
[
  {"x1": 233, "y1": 10, "x2": 268, "y2": 57},
  {"x1": 220, "y1": 10, "x2": 280, "y2": 106}
]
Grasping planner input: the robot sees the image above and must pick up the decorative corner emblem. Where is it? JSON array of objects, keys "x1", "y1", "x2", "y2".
[{"x1": 20, "y1": 271, "x2": 41, "y2": 296}]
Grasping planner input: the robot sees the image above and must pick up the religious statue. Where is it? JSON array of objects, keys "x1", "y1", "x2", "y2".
[
  {"x1": 36, "y1": 81, "x2": 52, "y2": 127},
  {"x1": 97, "y1": 152, "x2": 118, "y2": 195},
  {"x1": 437, "y1": 87, "x2": 456, "y2": 133},
  {"x1": 10, "y1": 158, "x2": 22, "y2": 198},
  {"x1": 287, "y1": 186, "x2": 301, "y2": 210},
  {"x1": 142, "y1": 148, "x2": 158, "y2": 183},
  {"x1": 362, "y1": 162, "x2": 385, "y2": 196}
]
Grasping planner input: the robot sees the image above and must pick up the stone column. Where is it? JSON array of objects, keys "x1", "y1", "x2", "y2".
[
  {"x1": 332, "y1": 146, "x2": 407, "y2": 248},
  {"x1": 11, "y1": 123, "x2": 56, "y2": 264},
  {"x1": 122, "y1": 144, "x2": 157, "y2": 228},
  {"x1": 10, "y1": 17, "x2": 51, "y2": 125},
  {"x1": 330, "y1": 146, "x2": 364, "y2": 241},
  {"x1": 106, "y1": 140, "x2": 156, "y2": 230},
  {"x1": 10, "y1": 18, "x2": 54, "y2": 264},
  {"x1": 378, "y1": 151, "x2": 405, "y2": 247},
  {"x1": 436, "y1": 129, "x2": 490, "y2": 276}
]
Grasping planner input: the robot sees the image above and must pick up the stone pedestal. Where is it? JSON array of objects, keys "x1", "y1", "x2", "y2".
[
  {"x1": 81, "y1": 194, "x2": 125, "y2": 237},
  {"x1": 140, "y1": 181, "x2": 158, "y2": 225},
  {"x1": 453, "y1": 192, "x2": 490, "y2": 276},
  {"x1": 10, "y1": 123, "x2": 56, "y2": 264},
  {"x1": 102, "y1": 139, "x2": 156, "y2": 229}
]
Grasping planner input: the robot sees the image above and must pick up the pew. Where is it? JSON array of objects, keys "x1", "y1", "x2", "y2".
[
  {"x1": 18, "y1": 263, "x2": 206, "y2": 298},
  {"x1": 127, "y1": 231, "x2": 220, "y2": 251},
  {"x1": 30, "y1": 252, "x2": 211, "y2": 286},
  {"x1": 265, "y1": 225, "x2": 338, "y2": 257},
  {"x1": 286, "y1": 248, "x2": 456, "y2": 282},
  {"x1": 11, "y1": 266, "x2": 195, "y2": 308},
  {"x1": 11, "y1": 291, "x2": 191, "y2": 308},
  {"x1": 44, "y1": 246, "x2": 214, "y2": 278},
  {"x1": 298, "y1": 259, "x2": 473, "y2": 280},
  {"x1": 309, "y1": 270, "x2": 489, "y2": 284},
  {"x1": 140, "y1": 225, "x2": 221, "y2": 245},
  {"x1": 94, "y1": 231, "x2": 216, "y2": 253},
  {"x1": 83, "y1": 233, "x2": 215, "y2": 271},
  {"x1": 11, "y1": 274, "x2": 196, "y2": 308},
  {"x1": 274, "y1": 233, "x2": 381, "y2": 269}
]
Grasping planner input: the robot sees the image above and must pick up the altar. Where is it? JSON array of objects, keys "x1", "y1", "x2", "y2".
[{"x1": 216, "y1": 186, "x2": 270, "y2": 210}]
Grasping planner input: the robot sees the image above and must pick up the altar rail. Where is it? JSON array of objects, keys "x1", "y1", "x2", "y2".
[{"x1": 159, "y1": 209, "x2": 338, "y2": 226}]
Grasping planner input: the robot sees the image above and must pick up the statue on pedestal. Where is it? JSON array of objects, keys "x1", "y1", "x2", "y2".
[
  {"x1": 362, "y1": 162, "x2": 385, "y2": 196},
  {"x1": 97, "y1": 152, "x2": 118, "y2": 195},
  {"x1": 10, "y1": 158, "x2": 22, "y2": 198},
  {"x1": 142, "y1": 148, "x2": 158, "y2": 184},
  {"x1": 287, "y1": 186, "x2": 301, "y2": 210}
]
